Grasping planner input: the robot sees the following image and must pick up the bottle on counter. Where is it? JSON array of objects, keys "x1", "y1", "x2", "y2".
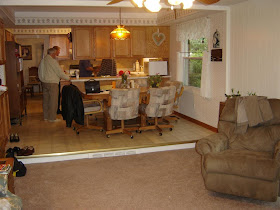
[{"x1": 135, "y1": 60, "x2": 140, "y2": 72}]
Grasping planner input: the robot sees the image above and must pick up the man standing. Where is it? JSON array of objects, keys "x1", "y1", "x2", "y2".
[
  {"x1": 38, "y1": 48, "x2": 70, "y2": 122},
  {"x1": 53, "y1": 46, "x2": 63, "y2": 114}
]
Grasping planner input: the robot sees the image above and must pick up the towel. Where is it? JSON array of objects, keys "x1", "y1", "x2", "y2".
[{"x1": 235, "y1": 96, "x2": 273, "y2": 133}]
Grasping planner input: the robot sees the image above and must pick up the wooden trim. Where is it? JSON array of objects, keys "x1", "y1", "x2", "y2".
[{"x1": 174, "y1": 111, "x2": 218, "y2": 133}]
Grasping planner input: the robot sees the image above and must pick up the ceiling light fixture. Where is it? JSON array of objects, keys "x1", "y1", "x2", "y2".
[
  {"x1": 110, "y1": 8, "x2": 131, "y2": 40},
  {"x1": 132, "y1": 0, "x2": 195, "y2": 12}
]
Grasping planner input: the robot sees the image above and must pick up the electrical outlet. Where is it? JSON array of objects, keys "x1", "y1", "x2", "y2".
[
  {"x1": 90, "y1": 153, "x2": 103, "y2": 158},
  {"x1": 115, "y1": 151, "x2": 125, "y2": 156},
  {"x1": 104, "y1": 152, "x2": 115, "y2": 157},
  {"x1": 126, "y1": 150, "x2": 136, "y2": 155}
]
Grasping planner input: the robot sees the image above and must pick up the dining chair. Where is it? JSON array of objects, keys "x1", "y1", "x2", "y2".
[
  {"x1": 105, "y1": 88, "x2": 140, "y2": 138},
  {"x1": 75, "y1": 99, "x2": 103, "y2": 134},
  {"x1": 163, "y1": 80, "x2": 184, "y2": 121},
  {"x1": 139, "y1": 86, "x2": 176, "y2": 135}
]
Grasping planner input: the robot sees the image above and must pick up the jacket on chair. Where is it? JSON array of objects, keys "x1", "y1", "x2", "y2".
[{"x1": 62, "y1": 84, "x2": 84, "y2": 127}]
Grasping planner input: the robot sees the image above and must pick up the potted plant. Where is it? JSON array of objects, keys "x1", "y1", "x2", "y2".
[{"x1": 148, "y1": 74, "x2": 162, "y2": 88}]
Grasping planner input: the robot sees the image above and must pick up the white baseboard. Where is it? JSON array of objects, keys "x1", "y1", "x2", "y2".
[{"x1": 20, "y1": 143, "x2": 195, "y2": 164}]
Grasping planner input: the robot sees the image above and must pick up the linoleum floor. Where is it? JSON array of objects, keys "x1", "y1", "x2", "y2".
[{"x1": 6, "y1": 94, "x2": 214, "y2": 156}]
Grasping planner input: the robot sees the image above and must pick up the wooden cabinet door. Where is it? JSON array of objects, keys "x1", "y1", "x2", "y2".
[
  {"x1": 145, "y1": 26, "x2": 170, "y2": 58},
  {"x1": 94, "y1": 27, "x2": 112, "y2": 59},
  {"x1": 113, "y1": 39, "x2": 131, "y2": 57},
  {"x1": 72, "y1": 27, "x2": 94, "y2": 60},
  {"x1": 131, "y1": 27, "x2": 146, "y2": 57},
  {"x1": 0, "y1": 19, "x2": 5, "y2": 65},
  {"x1": 49, "y1": 35, "x2": 70, "y2": 60}
]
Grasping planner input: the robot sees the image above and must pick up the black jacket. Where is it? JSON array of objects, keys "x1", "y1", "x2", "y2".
[{"x1": 61, "y1": 84, "x2": 84, "y2": 127}]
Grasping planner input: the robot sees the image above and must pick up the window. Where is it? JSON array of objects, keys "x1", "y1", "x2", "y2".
[{"x1": 183, "y1": 38, "x2": 208, "y2": 88}]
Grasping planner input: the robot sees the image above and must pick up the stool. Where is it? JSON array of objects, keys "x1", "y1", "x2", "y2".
[{"x1": 25, "y1": 85, "x2": 34, "y2": 97}]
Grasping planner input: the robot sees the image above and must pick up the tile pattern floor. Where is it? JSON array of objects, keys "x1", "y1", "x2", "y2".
[{"x1": 6, "y1": 94, "x2": 214, "y2": 156}]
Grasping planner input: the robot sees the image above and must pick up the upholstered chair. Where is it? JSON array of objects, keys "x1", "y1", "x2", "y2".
[
  {"x1": 163, "y1": 80, "x2": 184, "y2": 121},
  {"x1": 139, "y1": 86, "x2": 176, "y2": 135},
  {"x1": 0, "y1": 174, "x2": 22, "y2": 209},
  {"x1": 196, "y1": 97, "x2": 280, "y2": 202},
  {"x1": 75, "y1": 99, "x2": 103, "y2": 134},
  {"x1": 106, "y1": 88, "x2": 140, "y2": 138}
]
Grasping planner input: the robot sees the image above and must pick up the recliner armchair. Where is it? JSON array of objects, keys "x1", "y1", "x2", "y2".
[{"x1": 196, "y1": 97, "x2": 280, "y2": 202}]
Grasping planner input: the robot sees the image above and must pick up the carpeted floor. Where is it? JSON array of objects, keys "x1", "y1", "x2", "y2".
[{"x1": 15, "y1": 149, "x2": 280, "y2": 209}]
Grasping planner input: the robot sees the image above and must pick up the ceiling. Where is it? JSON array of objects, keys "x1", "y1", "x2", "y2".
[{"x1": 0, "y1": 0, "x2": 248, "y2": 27}]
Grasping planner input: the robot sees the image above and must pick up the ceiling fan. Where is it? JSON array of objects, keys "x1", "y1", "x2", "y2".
[{"x1": 107, "y1": 0, "x2": 220, "y2": 6}]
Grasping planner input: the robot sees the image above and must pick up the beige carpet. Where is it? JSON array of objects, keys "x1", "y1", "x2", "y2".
[{"x1": 14, "y1": 149, "x2": 280, "y2": 209}]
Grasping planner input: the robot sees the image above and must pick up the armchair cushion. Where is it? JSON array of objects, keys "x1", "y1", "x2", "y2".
[
  {"x1": 204, "y1": 149, "x2": 278, "y2": 181},
  {"x1": 196, "y1": 133, "x2": 229, "y2": 155},
  {"x1": 219, "y1": 98, "x2": 237, "y2": 122},
  {"x1": 229, "y1": 125, "x2": 280, "y2": 153}
]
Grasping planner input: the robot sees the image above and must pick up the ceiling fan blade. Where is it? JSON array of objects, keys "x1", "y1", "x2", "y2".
[
  {"x1": 196, "y1": 0, "x2": 220, "y2": 5},
  {"x1": 107, "y1": 0, "x2": 124, "y2": 5}
]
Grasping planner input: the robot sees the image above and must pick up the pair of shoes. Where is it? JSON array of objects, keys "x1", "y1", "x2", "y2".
[
  {"x1": 17, "y1": 146, "x2": 35, "y2": 156},
  {"x1": 48, "y1": 119, "x2": 61, "y2": 122},
  {"x1": 10, "y1": 133, "x2": 20, "y2": 142}
]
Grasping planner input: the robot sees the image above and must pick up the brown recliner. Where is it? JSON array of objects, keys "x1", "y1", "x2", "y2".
[{"x1": 196, "y1": 97, "x2": 280, "y2": 202}]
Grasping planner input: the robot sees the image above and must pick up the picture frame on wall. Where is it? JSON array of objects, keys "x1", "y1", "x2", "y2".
[{"x1": 22, "y1": 45, "x2": 32, "y2": 60}]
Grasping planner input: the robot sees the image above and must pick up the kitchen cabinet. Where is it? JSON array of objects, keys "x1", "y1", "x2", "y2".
[
  {"x1": 5, "y1": 41, "x2": 26, "y2": 124},
  {"x1": 0, "y1": 91, "x2": 11, "y2": 157},
  {"x1": 0, "y1": 19, "x2": 5, "y2": 65},
  {"x1": 94, "y1": 27, "x2": 112, "y2": 59},
  {"x1": 131, "y1": 27, "x2": 146, "y2": 57},
  {"x1": 49, "y1": 35, "x2": 70, "y2": 60},
  {"x1": 113, "y1": 39, "x2": 131, "y2": 57},
  {"x1": 145, "y1": 26, "x2": 169, "y2": 58},
  {"x1": 5, "y1": 30, "x2": 14, "y2": 42},
  {"x1": 72, "y1": 27, "x2": 94, "y2": 60}
]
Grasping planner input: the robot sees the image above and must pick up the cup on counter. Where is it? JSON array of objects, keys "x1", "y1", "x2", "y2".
[
  {"x1": 76, "y1": 71, "x2": 79, "y2": 79},
  {"x1": 130, "y1": 80, "x2": 135, "y2": 88}
]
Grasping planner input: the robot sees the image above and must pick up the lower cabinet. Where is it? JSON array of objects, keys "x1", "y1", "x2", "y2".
[{"x1": 0, "y1": 91, "x2": 11, "y2": 157}]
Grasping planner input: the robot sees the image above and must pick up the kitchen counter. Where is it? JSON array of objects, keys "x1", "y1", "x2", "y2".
[{"x1": 69, "y1": 75, "x2": 170, "y2": 82}]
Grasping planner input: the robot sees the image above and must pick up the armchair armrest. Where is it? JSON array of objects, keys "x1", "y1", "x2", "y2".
[
  {"x1": 196, "y1": 133, "x2": 229, "y2": 156},
  {"x1": 273, "y1": 141, "x2": 280, "y2": 162}
]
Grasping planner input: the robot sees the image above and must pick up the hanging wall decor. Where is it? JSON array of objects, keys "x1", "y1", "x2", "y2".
[
  {"x1": 152, "y1": 29, "x2": 166, "y2": 46},
  {"x1": 22, "y1": 45, "x2": 32, "y2": 60},
  {"x1": 212, "y1": 30, "x2": 220, "y2": 48}
]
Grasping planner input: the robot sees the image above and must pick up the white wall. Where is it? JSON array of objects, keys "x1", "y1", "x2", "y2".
[
  {"x1": 230, "y1": 0, "x2": 280, "y2": 98},
  {"x1": 170, "y1": 11, "x2": 227, "y2": 128}
]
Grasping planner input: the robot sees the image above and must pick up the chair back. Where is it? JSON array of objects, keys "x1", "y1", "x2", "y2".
[
  {"x1": 164, "y1": 80, "x2": 183, "y2": 107},
  {"x1": 145, "y1": 86, "x2": 176, "y2": 118},
  {"x1": 29, "y1": 66, "x2": 39, "y2": 83},
  {"x1": 97, "y1": 59, "x2": 117, "y2": 76},
  {"x1": 109, "y1": 88, "x2": 140, "y2": 120}
]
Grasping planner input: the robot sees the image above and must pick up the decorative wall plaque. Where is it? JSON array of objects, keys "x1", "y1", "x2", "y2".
[{"x1": 152, "y1": 30, "x2": 166, "y2": 46}]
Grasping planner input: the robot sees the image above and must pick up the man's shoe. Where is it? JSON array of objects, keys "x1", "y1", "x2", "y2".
[{"x1": 48, "y1": 119, "x2": 62, "y2": 122}]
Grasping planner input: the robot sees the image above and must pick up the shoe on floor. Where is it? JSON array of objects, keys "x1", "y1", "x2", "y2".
[{"x1": 48, "y1": 119, "x2": 62, "y2": 122}]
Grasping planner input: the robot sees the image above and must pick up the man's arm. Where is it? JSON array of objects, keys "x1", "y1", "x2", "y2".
[{"x1": 51, "y1": 59, "x2": 70, "y2": 81}]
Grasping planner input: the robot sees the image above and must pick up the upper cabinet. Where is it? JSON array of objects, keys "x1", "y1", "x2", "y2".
[
  {"x1": 130, "y1": 27, "x2": 146, "y2": 57},
  {"x1": 0, "y1": 19, "x2": 5, "y2": 65},
  {"x1": 145, "y1": 27, "x2": 169, "y2": 58},
  {"x1": 113, "y1": 39, "x2": 131, "y2": 58},
  {"x1": 5, "y1": 30, "x2": 14, "y2": 42},
  {"x1": 49, "y1": 35, "x2": 70, "y2": 60},
  {"x1": 71, "y1": 26, "x2": 170, "y2": 59},
  {"x1": 93, "y1": 27, "x2": 112, "y2": 59},
  {"x1": 72, "y1": 27, "x2": 94, "y2": 60}
]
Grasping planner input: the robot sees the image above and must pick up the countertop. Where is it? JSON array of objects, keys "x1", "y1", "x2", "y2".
[{"x1": 70, "y1": 75, "x2": 170, "y2": 82}]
